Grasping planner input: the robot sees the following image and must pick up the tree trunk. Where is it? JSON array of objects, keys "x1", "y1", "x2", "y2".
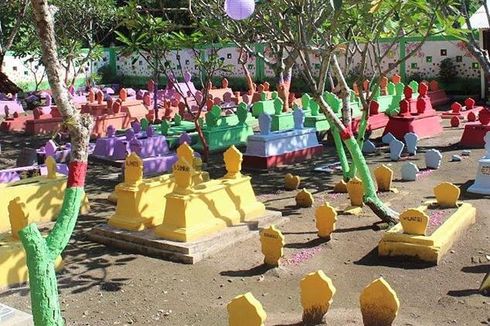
[
  {"x1": 331, "y1": 126, "x2": 351, "y2": 181},
  {"x1": 194, "y1": 117, "x2": 209, "y2": 162},
  {"x1": 23, "y1": 1, "x2": 93, "y2": 325},
  {"x1": 0, "y1": 53, "x2": 5, "y2": 73}
]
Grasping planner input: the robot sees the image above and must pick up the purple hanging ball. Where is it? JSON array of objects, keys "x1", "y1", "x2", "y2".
[{"x1": 225, "y1": 0, "x2": 255, "y2": 20}]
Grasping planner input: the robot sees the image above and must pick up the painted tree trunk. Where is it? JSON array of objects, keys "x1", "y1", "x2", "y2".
[
  {"x1": 26, "y1": 0, "x2": 93, "y2": 324},
  {"x1": 331, "y1": 126, "x2": 351, "y2": 181}
]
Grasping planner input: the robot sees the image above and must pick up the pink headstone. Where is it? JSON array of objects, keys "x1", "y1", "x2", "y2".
[
  {"x1": 147, "y1": 80, "x2": 155, "y2": 93},
  {"x1": 418, "y1": 82, "x2": 428, "y2": 97},
  {"x1": 213, "y1": 97, "x2": 221, "y2": 105},
  {"x1": 468, "y1": 111, "x2": 477, "y2": 122},
  {"x1": 404, "y1": 86, "x2": 413, "y2": 100},
  {"x1": 399, "y1": 99, "x2": 410, "y2": 116},
  {"x1": 97, "y1": 90, "x2": 104, "y2": 104},
  {"x1": 184, "y1": 71, "x2": 192, "y2": 83},
  {"x1": 369, "y1": 101, "x2": 379, "y2": 115}
]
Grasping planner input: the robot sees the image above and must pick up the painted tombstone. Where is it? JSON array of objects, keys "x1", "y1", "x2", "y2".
[
  {"x1": 362, "y1": 140, "x2": 377, "y2": 154},
  {"x1": 140, "y1": 118, "x2": 149, "y2": 131},
  {"x1": 260, "y1": 225, "x2": 285, "y2": 267},
  {"x1": 129, "y1": 138, "x2": 142, "y2": 156},
  {"x1": 173, "y1": 156, "x2": 193, "y2": 194},
  {"x1": 284, "y1": 173, "x2": 301, "y2": 191},
  {"x1": 8, "y1": 197, "x2": 29, "y2": 241},
  {"x1": 389, "y1": 139, "x2": 404, "y2": 161},
  {"x1": 399, "y1": 208, "x2": 429, "y2": 235},
  {"x1": 392, "y1": 74, "x2": 401, "y2": 84},
  {"x1": 310, "y1": 101, "x2": 320, "y2": 116},
  {"x1": 179, "y1": 132, "x2": 192, "y2": 145},
  {"x1": 433, "y1": 182, "x2": 460, "y2": 208},
  {"x1": 300, "y1": 270, "x2": 336, "y2": 325},
  {"x1": 124, "y1": 153, "x2": 143, "y2": 185},
  {"x1": 347, "y1": 177, "x2": 364, "y2": 207},
  {"x1": 227, "y1": 293, "x2": 266, "y2": 326},
  {"x1": 382, "y1": 132, "x2": 396, "y2": 145},
  {"x1": 125, "y1": 128, "x2": 135, "y2": 141},
  {"x1": 295, "y1": 188, "x2": 314, "y2": 208},
  {"x1": 45, "y1": 156, "x2": 57, "y2": 179},
  {"x1": 425, "y1": 149, "x2": 443, "y2": 169},
  {"x1": 160, "y1": 120, "x2": 170, "y2": 135},
  {"x1": 223, "y1": 145, "x2": 243, "y2": 179},
  {"x1": 401, "y1": 162, "x2": 419, "y2": 181},
  {"x1": 360, "y1": 278, "x2": 400, "y2": 326},
  {"x1": 302, "y1": 93, "x2": 312, "y2": 111},
  {"x1": 132, "y1": 121, "x2": 142, "y2": 134},
  {"x1": 273, "y1": 97, "x2": 283, "y2": 115},
  {"x1": 374, "y1": 165, "x2": 393, "y2": 192},
  {"x1": 293, "y1": 107, "x2": 305, "y2": 129},
  {"x1": 146, "y1": 125, "x2": 155, "y2": 138},
  {"x1": 44, "y1": 140, "x2": 57, "y2": 158},
  {"x1": 259, "y1": 113, "x2": 272, "y2": 135},
  {"x1": 404, "y1": 132, "x2": 419, "y2": 155},
  {"x1": 315, "y1": 203, "x2": 337, "y2": 238},
  {"x1": 387, "y1": 82, "x2": 396, "y2": 96}
]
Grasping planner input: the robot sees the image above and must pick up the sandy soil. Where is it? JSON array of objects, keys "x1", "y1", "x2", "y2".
[{"x1": 0, "y1": 118, "x2": 488, "y2": 326}]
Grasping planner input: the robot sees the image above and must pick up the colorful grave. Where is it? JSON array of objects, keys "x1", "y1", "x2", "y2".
[
  {"x1": 243, "y1": 108, "x2": 323, "y2": 169},
  {"x1": 441, "y1": 98, "x2": 481, "y2": 120},
  {"x1": 89, "y1": 144, "x2": 282, "y2": 263},
  {"x1": 459, "y1": 107, "x2": 490, "y2": 148},
  {"x1": 383, "y1": 83, "x2": 443, "y2": 140},
  {"x1": 467, "y1": 131, "x2": 490, "y2": 194},
  {"x1": 379, "y1": 182, "x2": 476, "y2": 264}
]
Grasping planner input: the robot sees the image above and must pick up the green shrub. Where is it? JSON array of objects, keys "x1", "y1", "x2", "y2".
[{"x1": 439, "y1": 58, "x2": 458, "y2": 83}]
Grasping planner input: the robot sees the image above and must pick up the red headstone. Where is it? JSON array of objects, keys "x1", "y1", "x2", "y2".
[
  {"x1": 88, "y1": 89, "x2": 95, "y2": 103},
  {"x1": 263, "y1": 82, "x2": 270, "y2": 92},
  {"x1": 416, "y1": 98, "x2": 426, "y2": 114},
  {"x1": 113, "y1": 100, "x2": 121, "y2": 113},
  {"x1": 404, "y1": 86, "x2": 413, "y2": 100},
  {"x1": 392, "y1": 74, "x2": 401, "y2": 84},
  {"x1": 418, "y1": 82, "x2": 428, "y2": 97},
  {"x1": 451, "y1": 102, "x2": 462, "y2": 114},
  {"x1": 399, "y1": 99, "x2": 410, "y2": 116},
  {"x1": 147, "y1": 80, "x2": 155, "y2": 93},
  {"x1": 369, "y1": 101, "x2": 379, "y2": 115},
  {"x1": 467, "y1": 111, "x2": 477, "y2": 122},
  {"x1": 479, "y1": 108, "x2": 490, "y2": 125},
  {"x1": 464, "y1": 98, "x2": 475, "y2": 110},
  {"x1": 213, "y1": 97, "x2": 221, "y2": 105},
  {"x1": 96, "y1": 90, "x2": 104, "y2": 104},
  {"x1": 33, "y1": 108, "x2": 42, "y2": 119},
  {"x1": 450, "y1": 116, "x2": 460, "y2": 127}
]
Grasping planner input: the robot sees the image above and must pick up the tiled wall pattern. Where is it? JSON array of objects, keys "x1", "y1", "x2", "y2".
[{"x1": 1, "y1": 39, "x2": 481, "y2": 89}]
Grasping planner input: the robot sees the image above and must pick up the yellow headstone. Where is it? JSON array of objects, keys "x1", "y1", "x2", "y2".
[
  {"x1": 45, "y1": 156, "x2": 57, "y2": 179},
  {"x1": 300, "y1": 270, "x2": 336, "y2": 325},
  {"x1": 295, "y1": 188, "x2": 314, "y2": 208},
  {"x1": 227, "y1": 292, "x2": 266, "y2": 326},
  {"x1": 8, "y1": 197, "x2": 29, "y2": 240},
  {"x1": 315, "y1": 203, "x2": 337, "y2": 238},
  {"x1": 333, "y1": 180, "x2": 348, "y2": 193},
  {"x1": 433, "y1": 182, "x2": 460, "y2": 208},
  {"x1": 374, "y1": 165, "x2": 393, "y2": 192},
  {"x1": 260, "y1": 225, "x2": 285, "y2": 267},
  {"x1": 173, "y1": 157, "x2": 194, "y2": 194},
  {"x1": 176, "y1": 143, "x2": 195, "y2": 165},
  {"x1": 399, "y1": 208, "x2": 429, "y2": 236},
  {"x1": 124, "y1": 152, "x2": 143, "y2": 185},
  {"x1": 284, "y1": 173, "x2": 301, "y2": 191},
  {"x1": 224, "y1": 146, "x2": 243, "y2": 179},
  {"x1": 360, "y1": 278, "x2": 400, "y2": 326},
  {"x1": 479, "y1": 272, "x2": 490, "y2": 296},
  {"x1": 347, "y1": 177, "x2": 364, "y2": 207}
]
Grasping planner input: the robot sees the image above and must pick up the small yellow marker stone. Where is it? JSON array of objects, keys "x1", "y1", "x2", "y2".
[
  {"x1": 260, "y1": 225, "x2": 285, "y2": 267},
  {"x1": 176, "y1": 142, "x2": 195, "y2": 165},
  {"x1": 333, "y1": 179, "x2": 348, "y2": 193},
  {"x1": 315, "y1": 203, "x2": 337, "y2": 238},
  {"x1": 8, "y1": 197, "x2": 29, "y2": 240},
  {"x1": 295, "y1": 188, "x2": 314, "y2": 208},
  {"x1": 300, "y1": 270, "x2": 336, "y2": 324},
  {"x1": 399, "y1": 208, "x2": 429, "y2": 236},
  {"x1": 227, "y1": 292, "x2": 266, "y2": 326},
  {"x1": 347, "y1": 177, "x2": 364, "y2": 207},
  {"x1": 284, "y1": 173, "x2": 301, "y2": 191},
  {"x1": 374, "y1": 164, "x2": 396, "y2": 193},
  {"x1": 45, "y1": 156, "x2": 57, "y2": 179},
  {"x1": 479, "y1": 272, "x2": 490, "y2": 296},
  {"x1": 124, "y1": 152, "x2": 143, "y2": 185},
  {"x1": 360, "y1": 277, "x2": 400, "y2": 326},
  {"x1": 434, "y1": 182, "x2": 460, "y2": 208},
  {"x1": 224, "y1": 146, "x2": 243, "y2": 179}
]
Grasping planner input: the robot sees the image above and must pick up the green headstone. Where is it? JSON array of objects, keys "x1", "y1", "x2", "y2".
[
  {"x1": 237, "y1": 104, "x2": 248, "y2": 124},
  {"x1": 387, "y1": 82, "x2": 396, "y2": 96},
  {"x1": 260, "y1": 92, "x2": 267, "y2": 101},
  {"x1": 395, "y1": 82, "x2": 405, "y2": 96},
  {"x1": 271, "y1": 91, "x2": 278, "y2": 99},
  {"x1": 160, "y1": 120, "x2": 170, "y2": 135},
  {"x1": 409, "y1": 80, "x2": 419, "y2": 93},
  {"x1": 310, "y1": 101, "x2": 320, "y2": 116},
  {"x1": 174, "y1": 113, "x2": 182, "y2": 126},
  {"x1": 274, "y1": 97, "x2": 283, "y2": 115},
  {"x1": 140, "y1": 118, "x2": 149, "y2": 131},
  {"x1": 372, "y1": 86, "x2": 381, "y2": 100},
  {"x1": 302, "y1": 94, "x2": 312, "y2": 111}
]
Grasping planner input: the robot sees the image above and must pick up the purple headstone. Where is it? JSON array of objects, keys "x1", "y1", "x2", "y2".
[
  {"x1": 258, "y1": 113, "x2": 272, "y2": 135},
  {"x1": 223, "y1": 92, "x2": 233, "y2": 103},
  {"x1": 132, "y1": 121, "x2": 142, "y2": 134},
  {"x1": 136, "y1": 90, "x2": 144, "y2": 100},
  {"x1": 103, "y1": 87, "x2": 115, "y2": 95},
  {"x1": 4, "y1": 105, "x2": 9, "y2": 118},
  {"x1": 125, "y1": 128, "x2": 135, "y2": 141},
  {"x1": 146, "y1": 125, "x2": 155, "y2": 137},
  {"x1": 129, "y1": 138, "x2": 142, "y2": 156},
  {"x1": 179, "y1": 132, "x2": 192, "y2": 145},
  {"x1": 45, "y1": 140, "x2": 57, "y2": 157},
  {"x1": 184, "y1": 71, "x2": 192, "y2": 83},
  {"x1": 195, "y1": 91, "x2": 203, "y2": 104},
  {"x1": 45, "y1": 94, "x2": 52, "y2": 107},
  {"x1": 107, "y1": 125, "x2": 116, "y2": 138}
]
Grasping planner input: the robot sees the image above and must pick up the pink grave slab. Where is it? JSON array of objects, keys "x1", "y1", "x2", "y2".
[
  {"x1": 441, "y1": 98, "x2": 482, "y2": 120},
  {"x1": 460, "y1": 108, "x2": 490, "y2": 148}
]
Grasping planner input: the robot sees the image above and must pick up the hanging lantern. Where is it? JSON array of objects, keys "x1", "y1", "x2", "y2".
[{"x1": 224, "y1": 0, "x2": 255, "y2": 20}]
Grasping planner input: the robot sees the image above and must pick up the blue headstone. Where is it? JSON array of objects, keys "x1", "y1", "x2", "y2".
[
  {"x1": 389, "y1": 139, "x2": 405, "y2": 161},
  {"x1": 293, "y1": 107, "x2": 305, "y2": 130},
  {"x1": 382, "y1": 132, "x2": 396, "y2": 145},
  {"x1": 404, "y1": 132, "x2": 419, "y2": 155},
  {"x1": 258, "y1": 113, "x2": 272, "y2": 135},
  {"x1": 362, "y1": 140, "x2": 376, "y2": 154},
  {"x1": 425, "y1": 149, "x2": 443, "y2": 169},
  {"x1": 401, "y1": 162, "x2": 419, "y2": 181}
]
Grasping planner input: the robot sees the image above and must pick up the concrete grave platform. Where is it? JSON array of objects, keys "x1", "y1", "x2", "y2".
[
  {"x1": 0, "y1": 303, "x2": 33, "y2": 326},
  {"x1": 88, "y1": 210, "x2": 284, "y2": 264}
]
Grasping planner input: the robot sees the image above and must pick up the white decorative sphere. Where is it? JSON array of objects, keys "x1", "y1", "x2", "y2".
[{"x1": 224, "y1": 0, "x2": 255, "y2": 20}]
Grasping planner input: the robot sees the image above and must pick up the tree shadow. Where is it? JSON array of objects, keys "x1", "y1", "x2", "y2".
[
  {"x1": 284, "y1": 237, "x2": 330, "y2": 249},
  {"x1": 220, "y1": 263, "x2": 275, "y2": 277},
  {"x1": 354, "y1": 248, "x2": 435, "y2": 270}
]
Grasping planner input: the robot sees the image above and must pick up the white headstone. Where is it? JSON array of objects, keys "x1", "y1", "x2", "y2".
[
  {"x1": 401, "y1": 162, "x2": 419, "y2": 181},
  {"x1": 425, "y1": 149, "x2": 443, "y2": 169},
  {"x1": 468, "y1": 132, "x2": 490, "y2": 194},
  {"x1": 293, "y1": 107, "x2": 305, "y2": 129},
  {"x1": 382, "y1": 132, "x2": 396, "y2": 145},
  {"x1": 404, "y1": 132, "x2": 419, "y2": 155},
  {"x1": 389, "y1": 139, "x2": 405, "y2": 161}
]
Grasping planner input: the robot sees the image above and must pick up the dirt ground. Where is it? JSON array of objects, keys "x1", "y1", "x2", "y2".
[{"x1": 0, "y1": 117, "x2": 489, "y2": 326}]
